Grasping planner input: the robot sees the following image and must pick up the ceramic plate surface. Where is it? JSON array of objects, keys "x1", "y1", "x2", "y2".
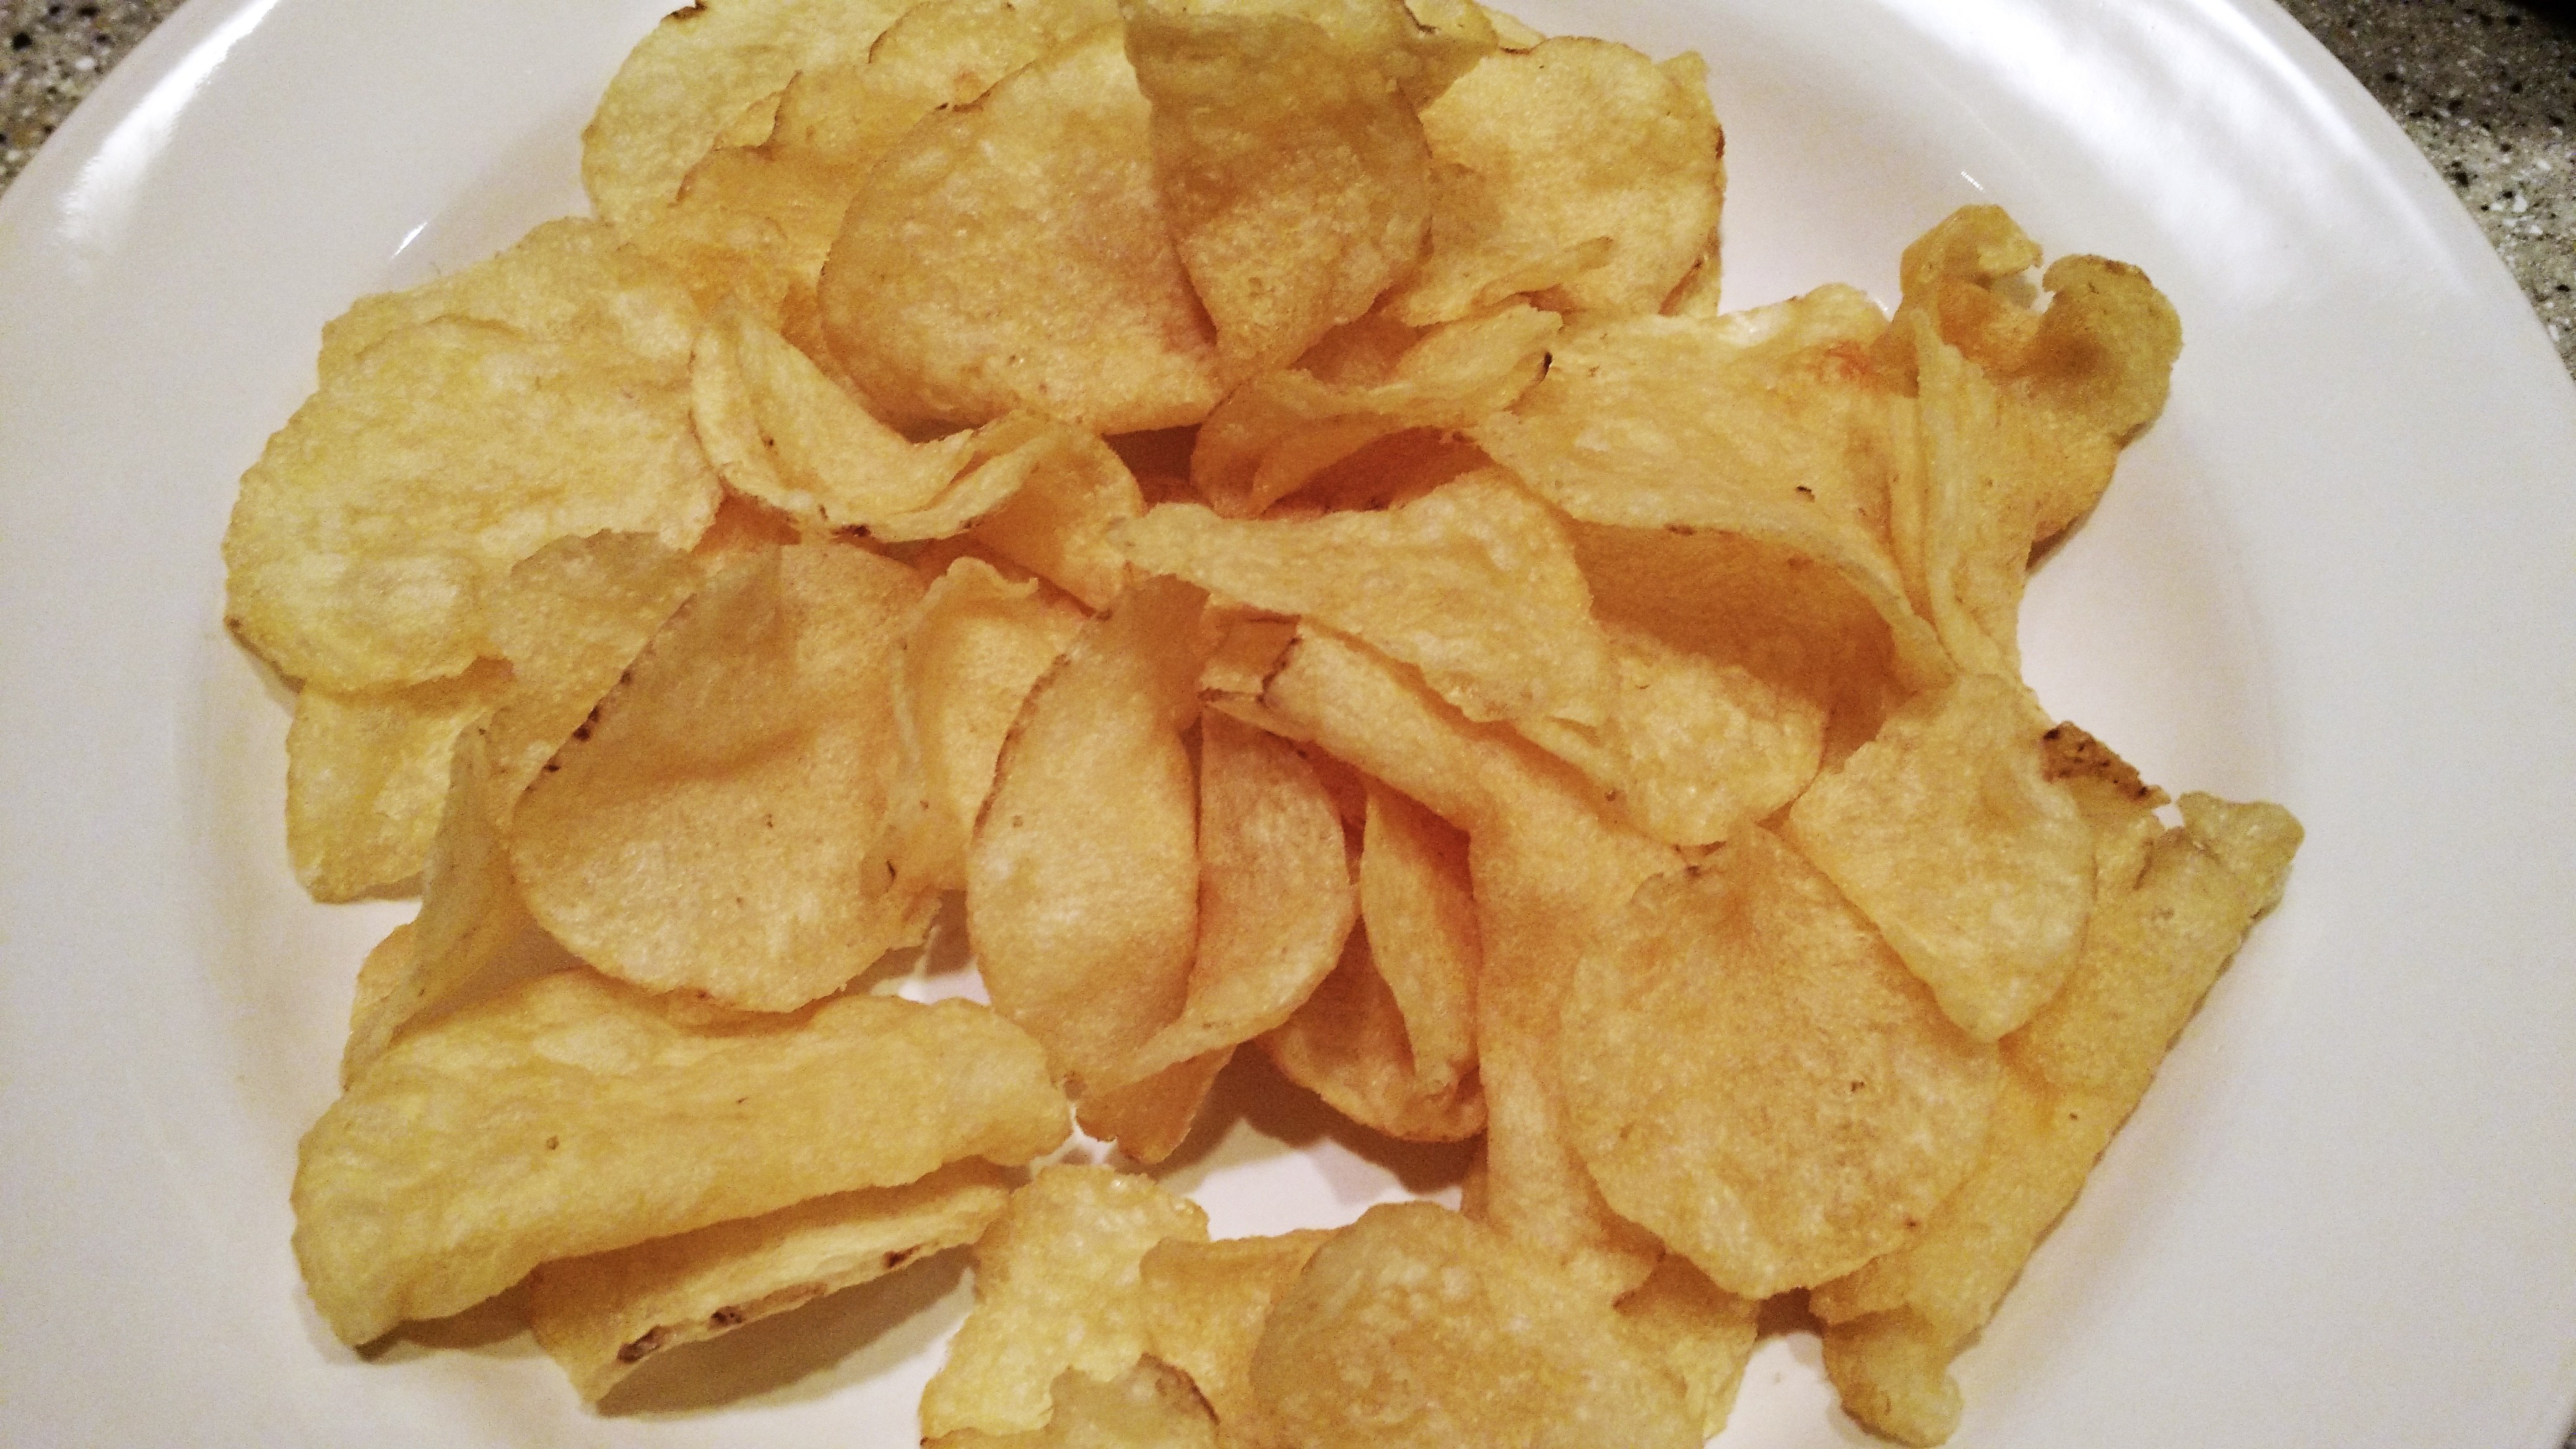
[{"x1": 4, "y1": 1, "x2": 2574, "y2": 1444}]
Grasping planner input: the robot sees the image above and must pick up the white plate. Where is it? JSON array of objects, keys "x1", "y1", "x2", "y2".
[{"x1": 4, "y1": 1, "x2": 2573, "y2": 1444}]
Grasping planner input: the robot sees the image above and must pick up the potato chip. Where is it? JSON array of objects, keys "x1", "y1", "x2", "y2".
[
  {"x1": 1249, "y1": 1201, "x2": 1699, "y2": 1448},
  {"x1": 529, "y1": 1159, "x2": 1014, "y2": 1403},
  {"x1": 1783, "y1": 672, "x2": 2095, "y2": 1042},
  {"x1": 935, "y1": 1359, "x2": 1220, "y2": 1448},
  {"x1": 2006, "y1": 792, "x2": 2302, "y2": 1110},
  {"x1": 225, "y1": 315, "x2": 721, "y2": 692},
  {"x1": 822, "y1": 24, "x2": 1225, "y2": 433},
  {"x1": 1807, "y1": 1064, "x2": 2117, "y2": 1343},
  {"x1": 1560, "y1": 827, "x2": 1999, "y2": 1298},
  {"x1": 1096, "y1": 713, "x2": 1356, "y2": 1113},
  {"x1": 1821, "y1": 1309, "x2": 1962, "y2": 1448},
  {"x1": 1263, "y1": 780, "x2": 1484, "y2": 1140},
  {"x1": 1117, "y1": 468, "x2": 1610, "y2": 727},
  {"x1": 1139, "y1": 1229, "x2": 1334, "y2": 1442},
  {"x1": 967, "y1": 576, "x2": 1206, "y2": 1099},
  {"x1": 479, "y1": 530, "x2": 706, "y2": 814},
  {"x1": 509, "y1": 543, "x2": 934, "y2": 1011},
  {"x1": 877, "y1": 557, "x2": 1089, "y2": 897},
  {"x1": 1258, "y1": 628, "x2": 1669, "y2": 1293},
  {"x1": 294, "y1": 975, "x2": 1068, "y2": 1345},
  {"x1": 1514, "y1": 620, "x2": 1825, "y2": 848},
  {"x1": 1382, "y1": 37, "x2": 1720, "y2": 324},
  {"x1": 339, "y1": 728, "x2": 533, "y2": 1083},
  {"x1": 1616, "y1": 1252, "x2": 1760, "y2": 1441},
  {"x1": 961, "y1": 416, "x2": 1151, "y2": 611},
  {"x1": 1124, "y1": 0, "x2": 1433, "y2": 378},
  {"x1": 283, "y1": 660, "x2": 509, "y2": 901},
  {"x1": 1190, "y1": 301, "x2": 1557, "y2": 516},
  {"x1": 582, "y1": 0, "x2": 908, "y2": 232},
  {"x1": 693, "y1": 302, "x2": 985, "y2": 535},
  {"x1": 921, "y1": 1165, "x2": 1211, "y2": 1440},
  {"x1": 1568, "y1": 520, "x2": 1924, "y2": 760}
]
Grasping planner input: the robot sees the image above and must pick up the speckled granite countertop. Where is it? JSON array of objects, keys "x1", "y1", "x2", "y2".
[{"x1": 5, "y1": 0, "x2": 2570, "y2": 376}]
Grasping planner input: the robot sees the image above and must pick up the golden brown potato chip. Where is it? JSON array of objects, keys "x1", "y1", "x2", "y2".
[
  {"x1": 479, "y1": 530, "x2": 706, "y2": 814},
  {"x1": 1783, "y1": 672, "x2": 2095, "y2": 1042},
  {"x1": 1097, "y1": 713, "x2": 1356, "y2": 1107},
  {"x1": 582, "y1": 0, "x2": 908, "y2": 231},
  {"x1": 961, "y1": 416, "x2": 1152, "y2": 611},
  {"x1": 877, "y1": 556, "x2": 1089, "y2": 897},
  {"x1": 1568, "y1": 520, "x2": 1923, "y2": 760},
  {"x1": 1561, "y1": 826, "x2": 1999, "y2": 1298},
  {"x1": 529, "y1": 1159, "x2": 1013, "y2": 1403},
  {"x1": 1258, "y1": 628, "x2": 1668, "y2": 1294},
  {"x1": 294, "y1": 975, "x2": 1068, "y2": 1345},
  {"x1": 339, "y1": 728, "x2": 533, "y2": 1084},
  {"x1": 1616, "y1": 1252, "x2": 1760, "y2": 1441},
  {"x1": 821, "y1": 24, "x2": 1225, "y2": 433},
  {"x1": 1139, "y1": 1230, "x2": 1334, "y2": 1442},
  {"x1": 510, "y1": 543, "x2": 934, "y2": 1011},
  {"x1": 1117, "y1": 468, "x2": 1610, "y2": 728},
  {"x1": 934, "y1": 1359, "x2": 1221, "y2": 1449},
  {"x1": 692, "y1": 302, "x2": 985, "y2": 536},
  {"x1": 1822, "y1": 1309, "x2": 1963, "y2": 1448},
  {"x1": 1263, "y1": 778, "x2": 1484, "y2": 1141},
  {"x1": 1250, "y1": 1201, "x2": 1699, "y2": 1448},
  {"x1": 1190, "y1": 302, "x2": 1556, "y2": 516},
  {"x1": 283, "y1": 660, "x2": 509, "y2": 901},
  {"x1": 1808, "y1": 1064, "x2": 2116, "y2": 1343},
  {"x1": 225, "y1": 315, "x2": 721, "y2": 692},
  {"x1": 921, "y1": 1165, "x2": 1211, "y2": 1440},
  {"x1": 967, "y1": 576, "x2": 1206, "y2": 1099},
  {"x1": 1514, "y1": 620, "x2": 1824, "y2": 848},
  {"x1": 1124, "y1": 0, "x2": 1432, "y2": 378},
  {"x1": 2006, "y1": 792, "x2": 2301, "y2": 1110},
  {"x1": 1383, "y1": 37, "x2": 1720, "y2": 324}
]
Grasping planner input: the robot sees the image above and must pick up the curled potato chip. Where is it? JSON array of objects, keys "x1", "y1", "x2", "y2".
[
  {"x1": 1384, "y1": 37, "x2": 1720, "y2": 324},
  {"x1": 877, "y1": 557, "x2": 1089, "y2": 897},
  {"x1": 921, "y1": 1165, "x2": 1211, "y2": 1440},
  {"x1": 1118, "y1": 468, "x2": 1611, "y2": 727},
  {"x1": 294, "y1": 975, "x2": 1068, "y2": 1346},
  {"x1": 529, "y1": 1159, "x2": 1013, "y2": 1403},
  {"x1": 1263, "y1": 779, "x2": 1484, "y2": 1140},
  {"x1": 339, "y1": 728, "x2": 533, "y2": 1084},
  {"x1": 1249, "y1": 1201, "x2": 1699, "y2": 1449},
  {"x1": 1124, "y1": 0, "x2": 1432, "y2": 378},
  {"x1": 1783, "y1": 672, "x2": 2095, "y2": 1042},
  {"x1": 967, "y1": 576, "x2": 1207, "y2": 1099},
  {"x1": 510, "y1": 543, "x2": 933, "y2": 1011},
  {"x1": 1258, "y1": 628, "x2": 1669, "y2": 1294},
  {"x1": 1561, "y1": 826, "x2": 1999, "y2": 1298},
  {"x1": 822, "y1": 24, "x2": 1225, "y2": 433},
  {"x1": 1099, "y1": 712, "x2": 1356, "y2": 1103},
  {"x1": 1822, "y1": 1309, "x2": 1964, "y2": 1448},
  {"x1": 284, "y1": 660, "x2": 509, "y2": 902},
  {"x1": 962, "y1": 416, "x2": 1151, "y2": 611}
]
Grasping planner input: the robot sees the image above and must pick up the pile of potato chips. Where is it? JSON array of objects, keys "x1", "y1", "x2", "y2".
[{"x1": 228, "y1": 0, "x2": 2301, "y2": 1442}]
